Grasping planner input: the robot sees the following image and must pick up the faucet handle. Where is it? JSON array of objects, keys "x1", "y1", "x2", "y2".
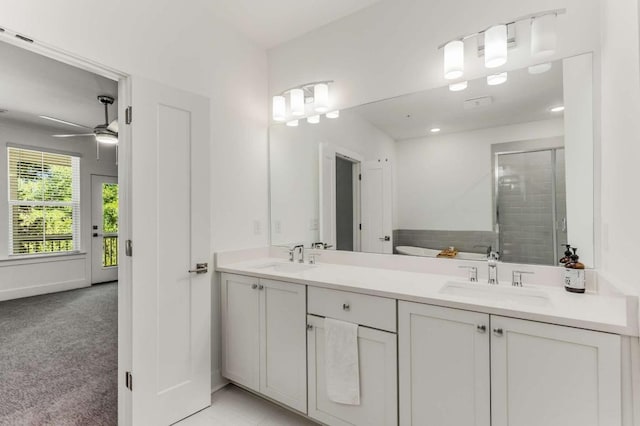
[
  {"x1": 458, "y1": 265, "x2": 478, "y2": 282},
  {"x1": 511, "y1": 270, "x2": 534, "y2": 287}
]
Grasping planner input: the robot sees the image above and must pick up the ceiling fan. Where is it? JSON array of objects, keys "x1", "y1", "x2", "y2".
[{"x1": 52, "y1": 95, "x2": 118, "y2": 144}]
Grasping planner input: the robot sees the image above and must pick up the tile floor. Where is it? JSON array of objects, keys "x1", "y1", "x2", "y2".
[{"x1": 176, "y1": 385, "x2": 319, "y2": 425}]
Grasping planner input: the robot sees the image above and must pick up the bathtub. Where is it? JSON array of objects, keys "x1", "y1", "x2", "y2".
[{"x1": 395, "y1": 246, "x2": 487, "y2": 261}]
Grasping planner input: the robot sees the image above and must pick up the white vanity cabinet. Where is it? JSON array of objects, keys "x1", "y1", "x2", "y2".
[
  {"x1": 399, "y1": 301, "x2": 622, "y2": 426},
  {"x1": 307, "y1": 287, "x2": 398, "y2": 426},
  {"x1": 220, "y1": 273, "x2": 307, "y2": 413}
]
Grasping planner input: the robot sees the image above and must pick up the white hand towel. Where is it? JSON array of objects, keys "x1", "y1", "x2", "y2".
[{"x1": 324, "y1": 317, "x2": 360, "y2": 405}]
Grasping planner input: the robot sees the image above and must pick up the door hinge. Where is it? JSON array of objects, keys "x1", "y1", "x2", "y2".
[
  {"x1": 359, "y1": 223, "x2": 362, "y2": 230},
  {"x1": 125, "y1": 106, "x2": 133, "y2": 124},
  {"x1": 358, "y1": 174, "x2": 362, "y2": 181},
  {"x1": 125, "y1": 239, "x2": 133, "y2": 256},
  {"x1": 125, "y1": 371, "x2": 133, "y2": 391}
]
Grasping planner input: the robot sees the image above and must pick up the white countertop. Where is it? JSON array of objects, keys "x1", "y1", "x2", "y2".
[{"x1": 216, "y1": 256, "x2": 637, "y2": 336}]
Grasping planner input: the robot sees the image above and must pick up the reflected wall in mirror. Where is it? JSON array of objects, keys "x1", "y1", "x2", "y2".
[{"x1": 270, "y1": 53, "x2": 594, "y2": 267}]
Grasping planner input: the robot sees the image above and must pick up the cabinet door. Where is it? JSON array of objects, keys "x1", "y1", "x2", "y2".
[
  {"x1": 221, "y1": 273, "x2": 260, "y2": 391},
  {"x1": 491, "y1": 316, "x2": 621, "y2": 426},
  {"x1": 259, "y1": 279, "x2": 307, "y2": 413},
  {"x1": 307, "y1": 314, "x2": 398, "y2": 426},
  {"x1": 398, "y1": 302, "x2": 490, "y2": 426}
]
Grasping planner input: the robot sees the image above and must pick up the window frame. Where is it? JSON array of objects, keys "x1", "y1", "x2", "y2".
[{"x1": 7, "y1": 145, "x2": 81, "y2": 256}]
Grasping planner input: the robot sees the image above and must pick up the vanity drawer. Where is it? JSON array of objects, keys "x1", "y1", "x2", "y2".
[{"x1": 307, "y1": 287, "x2": 396, "y2": 332}]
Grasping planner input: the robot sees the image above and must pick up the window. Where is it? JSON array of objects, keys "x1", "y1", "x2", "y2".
[{"x1": 8, "y1": 147, "x2": 80, "y2": 255}]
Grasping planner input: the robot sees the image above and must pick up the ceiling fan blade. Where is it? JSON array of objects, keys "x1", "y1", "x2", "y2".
[
  {"x1": 107, "y1": 119, "x2": 118, "y2": 133},
  {"x1": 52, "y1": 133, "x2": 95, "y2": 138}
]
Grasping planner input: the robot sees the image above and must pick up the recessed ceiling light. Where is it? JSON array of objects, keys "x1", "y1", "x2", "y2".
[
  {"x1": 39, "y1": 115, "x2": 86, "y2": 128},
  {"x1": 449, "y1": 81, "x2": 468, "y2": 92},
  {"x1": 430, "y1": 128, "x2": 441, "y2": 133},
  {"x1": 550, "y1": 105, "x2": 565, "y2": 112},
  {"x1": 528, "y1": 63, "x2": 552, "y2": 74},
  {"x1": 307, "y1": 115, "x2": 320, "y2": 124},
  {"x1": 487, "y1": 72, "x2": 508, "y2": 86}
]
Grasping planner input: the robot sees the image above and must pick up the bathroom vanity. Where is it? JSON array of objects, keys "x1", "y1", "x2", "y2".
[{"x1": 216, "y1": 249, "x2": 638, "y2": 426}]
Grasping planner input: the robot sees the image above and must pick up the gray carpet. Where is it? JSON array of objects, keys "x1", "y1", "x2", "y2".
[{"x1": 0, "y1": 283, "x2": 117, "y2": 426}]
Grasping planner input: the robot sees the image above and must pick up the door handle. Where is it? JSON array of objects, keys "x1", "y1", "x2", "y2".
[
  {"x1": 378, "y1": 236, "x2": 390, "y2": 241},
  {"x1": 188, "y1": 263, "x2": 208, "y2": 274},
  {"x1": 93, "y1": 233, "x2": 103, "y2": 237}
]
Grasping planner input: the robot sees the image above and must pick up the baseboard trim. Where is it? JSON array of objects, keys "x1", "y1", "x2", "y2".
[{"x1": 0, "y1": 279, "x2": 89, "y2": 302}]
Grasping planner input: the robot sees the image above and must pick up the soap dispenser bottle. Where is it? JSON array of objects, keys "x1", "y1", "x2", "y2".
[
  {"x1": 559, "y1": 244, "x2": 572, "y2": 265},
  {"x1": 564, "y1": 247, "x2": 586, "y2": 293}
]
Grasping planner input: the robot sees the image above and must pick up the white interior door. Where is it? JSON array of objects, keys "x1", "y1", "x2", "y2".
[
  {"x1": 361, "y1": 160, "x2": 393, "y2": 254},
  {"x1": 91, "y1": 175, "x2": 118, "y2": 284},
  {"x1": 319, "y1": 143, "x2": 337, "y2": 249},
  {"x1": 130, "y1": 77, "x2": 211, "y2": 425}
]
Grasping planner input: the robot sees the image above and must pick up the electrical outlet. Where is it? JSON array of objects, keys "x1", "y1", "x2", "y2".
[{"x1": 253, "y1": 220, "x2": 261, "y2": 235}]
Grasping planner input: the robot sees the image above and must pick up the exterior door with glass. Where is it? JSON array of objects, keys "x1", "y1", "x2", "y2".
[{"x1": 91, "y1": 175, "x2": 118, "y2": 283}]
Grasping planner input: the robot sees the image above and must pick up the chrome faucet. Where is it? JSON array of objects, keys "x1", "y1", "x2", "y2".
[
  {"x1": 292, "y1": 244, "x2": 305, "y2": 263},
  {"x1": 512, "y1": 270, "x2": 534, "y2": 287},
  {"x1": 487, "y1": 250, "x2": 500, "y2": 285}
]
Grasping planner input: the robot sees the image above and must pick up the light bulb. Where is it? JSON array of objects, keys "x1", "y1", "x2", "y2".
[
  {"x1": 290, "y1": 88, "x2": 304, "y2": 116},
  {"x1": 531, "y1": 14, "x2": 557, "y2": 57},
  {"x1": 307, "y1": 115, "x2": 320, "y2": 124},
  {"x1": 485, "y1": 24, "x2": 507, "y2": 68},
  {"x1": 272, "y1": 96, "x2": 286, "y2": 122},
  {"x1": 443, "y1": 40, "x2": 464, "y2": 80},
  {"x1": 449, "y1": 81, "x2": 468, "y2": 92},
  {"x1": 326, "y1": 110, "x2": 340, "y2": 119},
  {"x1": 314, "y1": 84, "x2": 329, "y2": 113},
  {"x1": 487, "y1": 72, "x2": 508, "y2": 86}
]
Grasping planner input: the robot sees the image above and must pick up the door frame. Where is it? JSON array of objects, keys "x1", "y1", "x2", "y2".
[{"x1": 0, "y1": 28, "x2": 134, "y2": 426}]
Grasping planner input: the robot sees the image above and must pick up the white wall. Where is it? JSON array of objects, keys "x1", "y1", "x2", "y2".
[
  {"x1": 0, "y1": 0, "x2": 269, "y2": 389},
  {"x1": 0, "y1": 119, "x2": 118, "y2": 300},
  {"x1": 396, "y1": 119, "x2": 564, "y2": 230},
  {"x1": 599, "y1": 0, "x2": 640, "y2": 292},
  {"x1": 270, "y1": 109, "x2": 395, "y2": 247},
  {"x1": 268, "y1": 0, "x2": 601, "y2": 110}
]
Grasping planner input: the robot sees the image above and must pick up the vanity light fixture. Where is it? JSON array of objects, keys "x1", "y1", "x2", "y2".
[
  {"x1": 271, "y1": 80, "x2": 335, "y2": 125},
  {"x1": 531, "y1": 13, "x2": 557, "y2": 57},
  {"x1": 430, "y1": 127, "x2": 441, "y2": 133},
  {"x1": 438, "y1": 9, "x2": 565, "y2": 77},
  {"x1": 528, "y1": 62, "x2": 552, "y2": 74},
  {"x1": 449, "y1": 81, "x2": 468, "y2": 92},
  {"x1": 307, "y1": 115, "x2": 320, "y2": 124},
  {"x1": 487, "y1": 72, "x2": 508, "y2": 86},
  {"x1": 443, "y1": 40, "x2": 464, "y2": 80},
  {"x1": 272, "y1": 95, "x2": 286, "y2": 122},
  {"x1": 286, "y1": 120, "x2": 299, "y2": 127},
  {"x1": 550, "y1": 105, "x2": 565, "y2": 113},
  {"x1": 484, "y1": 25, "x2": 508, "y2": 68}
]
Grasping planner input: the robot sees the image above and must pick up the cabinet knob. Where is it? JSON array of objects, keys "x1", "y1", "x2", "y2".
[
  {"x1": 251, "y1": 284, "x2": 258, "y2": 290},
  {"x1": 493, "y1": 328, "x2": 504, "y2": 336},
  {"x1": 307, "y1": 324, "x2": 313, "y2": 331},
  {"x1": 342, "y1": 303, "x2": 350, "y2": 311},
  {"x1": 258, "y1": 284, "x2": 264, "y2": 290},
  {"x1": 477, "y1": 325, "x2": 486, "y2": 333}
]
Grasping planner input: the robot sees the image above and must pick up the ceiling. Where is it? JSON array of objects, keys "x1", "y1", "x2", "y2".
[
  {"x1": 0, "y1": 41, "x2": 118, "y2": 135},
  {"x1": 353, "y1": 60, "x2": 564, "y2": 141},
  {"x1": 207, "y1": 0, "x2": 383, "y2": 48}
]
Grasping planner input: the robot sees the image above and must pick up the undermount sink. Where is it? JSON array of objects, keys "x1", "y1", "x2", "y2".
[
  {"x1": 252, "y1": 262, "x2": 316, "y2": 273},
  {"x1": 439, "y1": 281, "x2": 551, "y2": 308}
]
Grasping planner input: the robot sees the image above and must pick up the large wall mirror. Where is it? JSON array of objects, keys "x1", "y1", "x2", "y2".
[{"x1": 269, "y1": 53, "x2": 594, "y2": 267}]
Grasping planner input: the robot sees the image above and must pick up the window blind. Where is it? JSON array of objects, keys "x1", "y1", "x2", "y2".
[{"x1": 7, "y1": 147, "x2": 81, "y2": 255}]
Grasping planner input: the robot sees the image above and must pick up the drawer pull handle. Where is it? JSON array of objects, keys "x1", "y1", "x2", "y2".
[
  {"x1": 251, "y1": 284, "x2": 258, "y2": 290},
  {"x1": 493, "y1": 328, "x2": 504, "y2": 336},
  {"x1": 342, "y1": 303, "x2": 350, "y2": 311},
  {"x1": 477, "y1": 325, "x2": 486, "y2": 333}
]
